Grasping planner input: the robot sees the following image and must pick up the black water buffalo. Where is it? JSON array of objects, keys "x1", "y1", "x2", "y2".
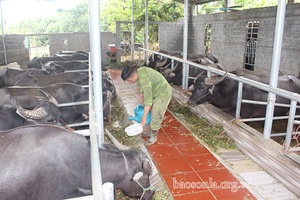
[
  {"x1": 0, "y1": 95, "x2": 63, "y2": 131},
  {"x1": 0, "y1": 125, "x2": 153, "y2": 200},
  {"x1": 161, "y1": 61, "x2": 203, "y2": 87},
  {"x1": 0, "y1": 82, "x2": 112, "y2": 124},
  {"x1": 55, "y1": 50, "x2": 89, "y2": 58},
  {"x1": 0, "y1": 83, "x2": 89, "y2": 124},
  {"x1": 145, "y1": 51, "x2": 219, "y2": 72},
  {"x1": 159, "y1": 54, "x2": 222, "y2": 87},
  {"x1": 188, "y1": 68, "x2": 283, "y2": 92},
  {"x1": 231, "y1": 68, "x2": 284, "y2": 79},
  {"x1": 27, "y1": 56, "x2": 68, "y2": 69},
  {"x1": 16, "y1": 72, "x2": 89, "y2": 86},
  {"x1": 102, "y1": 90, "x2": 113, "y2": 122},
  {"x1": 102, "y1": 71, "x2": 117, "y2": 99},
  {"x1": 28, "y1": 51, "x2": 89, "y2": 69},
  {"x1": 0, "y1": 66, "x2": 65, "y2": 88},
  {"x1": 189, "y1": 71, "x2": 300, "y2": 118},
  {"x1": 142, "y1": 50, "x2": 180, "y2": 71},
  {"x1": 42, "y1": 60, "x2": 89, "y2": 71}
]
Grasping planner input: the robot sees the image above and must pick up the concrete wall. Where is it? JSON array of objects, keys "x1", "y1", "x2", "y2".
[
  {"x1": 0, "y1": 31, "x2": 115, "y2": 68},
  {"x1": 49, "y1": 32, "x2": 115, "y2": 65},
  {"x1": 158, "y1": 4, "x2": 300, "y2": 76},
  {"x1": 0, "y1": 34, "x2": 29, "y2": 67}
]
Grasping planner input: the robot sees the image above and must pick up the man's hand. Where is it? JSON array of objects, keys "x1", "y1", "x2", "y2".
[{"x1": 141, "y1": 105, "x2": 151, "y2": 126}]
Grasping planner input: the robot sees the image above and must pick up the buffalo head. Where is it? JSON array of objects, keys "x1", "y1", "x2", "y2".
[
  {"x1": 15, "y1": 96, "x2": 63, "y2": 126},
  {"x1": 42, "y1": 61, "x2": 65, "y2": 74},
  {"x1": 188, "y1": 72, "x2": 228, "y2": 106},
  {"x1": 105, "y1": 129, "x2": 154, "y2": 199}
]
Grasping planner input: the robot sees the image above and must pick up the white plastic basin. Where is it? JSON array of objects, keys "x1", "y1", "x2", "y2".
[{"x1": 125, "y1": 123, "x2": 143, "y2": 136}]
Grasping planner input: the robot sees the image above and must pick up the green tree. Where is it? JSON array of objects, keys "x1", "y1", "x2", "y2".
[
  {"x1": 4, "y1": 0, "x2": 280, "y2": 44},
  {"x1": 46, "y1": 1, "x2": 89, "y2": 33},
  {"x1": 100, "y1": 0, "x2": 183, "y2": 44},
  {"x1": 196, "y1": 0, "x2": 278, "y2": 14}
]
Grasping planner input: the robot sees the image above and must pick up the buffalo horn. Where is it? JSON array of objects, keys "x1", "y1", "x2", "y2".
[
  {"x1": 155, "y1": 58, "x2": 168, "y2": 68},
  {"x1": 204, "y1": 71, "x2": 228, "y2": 86},
  {"x1": 105, "y1": 129, "x2": 131, "y2": 151},
  {"x1": 206, "y1": 54, "x2": 219, "y2": 63},
  {"x1": 161, "y1": 61, "x2": 179, "y2": 76},
  {"x1": 194, "y1": 71, "x2": 205, "y2": 81},
  {"x1": 37, "y1": 89, "x2": 59, "y2": 106},
  {"x1": 43, "y1": 61, "x2": 52, "y2": 68},
  {"x1": 161, "y1": 67, "x2": 174, "y2": 76},
  {"x1": 216, "y1": 64, "x2": 225, "y2": 71},
  {"x1": 200, "y1": 54, "x2": 225, "y2": 71},
  {"x1": 142, "y1": 159, "x2": 152, "y2": 175},
  {"x1": 41, "y1": 63, "x2": 51, "y2": 74},
  {"x1": 16, "y1": 104, "x2": 48, "y2": 120}
]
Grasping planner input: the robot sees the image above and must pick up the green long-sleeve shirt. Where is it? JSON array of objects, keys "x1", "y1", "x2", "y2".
[{"x1": 137, "y1": 67, "x2": 172, "y2": 107}]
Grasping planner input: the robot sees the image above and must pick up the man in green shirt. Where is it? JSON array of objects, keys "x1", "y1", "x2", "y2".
[{"x1": 121, "y1": 66, "x2": 172, "y2": 145}]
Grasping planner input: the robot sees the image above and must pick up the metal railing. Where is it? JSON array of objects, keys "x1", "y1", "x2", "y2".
[{"x1": 138, "y1": 48, "x2": 300, "y2": 152}]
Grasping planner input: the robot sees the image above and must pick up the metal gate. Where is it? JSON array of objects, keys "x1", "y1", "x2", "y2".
[{"x1": 244, "y1": 20, "x2": 259, "y2": 70}]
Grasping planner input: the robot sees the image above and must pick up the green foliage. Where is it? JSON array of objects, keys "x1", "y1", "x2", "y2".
[
  {"x1": 46, "y1": 1, "x2": 89, "y2": 33},
  {"x1": 3, "y1": 0, "x2": 279, "y2": 45},
  {"x1": 196, "y1": 0, "x2": 278, "y2": 14},
  {"x1": 100, "y1": 0, "x2": 183, "y2": 44},
  {"x1": 7, "y1": 0, "x2": 89, "y2": 34}
]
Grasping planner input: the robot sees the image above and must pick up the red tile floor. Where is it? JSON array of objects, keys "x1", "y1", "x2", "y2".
[{"x1": 109, "y1": 69, "x2": 257, "y2": 200}]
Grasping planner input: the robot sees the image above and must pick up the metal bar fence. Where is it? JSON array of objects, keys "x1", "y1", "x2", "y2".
[{"x1": 138, "y1": 48, "x2": 300, "y2": 152}]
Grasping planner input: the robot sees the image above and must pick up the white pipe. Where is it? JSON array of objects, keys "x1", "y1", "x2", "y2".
[
  {"x1": 284, "y1": 100, "x2": 297, "y2": 151},
  {"x1": 182, "y1": 0, "x2": 189, "y2": 89},
  {"x1": 88, "y1": 0, "x2": 104, "y2": 198},
  {"x1": 263, "y1": 0, "x2": 286, "y2": 139},
  {"x1": 0, "y1": 0, "x2": 7, "y2": 65},
  {"x1": 235, "y1": 81, "x2": 243, "y2": 119},
  {"x1": 131, "y1": 0, "x2": 135, "y2": 60},
  {"x1": 89, "y1": 0, "x2": 104, "y2": 145},
  {"x1": 144, "y1": 0, "x2": 149, "y2": 62}
]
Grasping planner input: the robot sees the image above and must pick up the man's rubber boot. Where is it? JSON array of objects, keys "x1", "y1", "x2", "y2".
[
  {"x1": 141, "y1": 125, "x2": 151, "y2": 138},
  {"x1": 144, "y1": 130, "x2": 158, "y2": 146}
]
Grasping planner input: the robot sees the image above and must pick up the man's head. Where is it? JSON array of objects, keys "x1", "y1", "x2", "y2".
[{"x1": 121, "y1": 66, "x2": 138, "y2": 83}]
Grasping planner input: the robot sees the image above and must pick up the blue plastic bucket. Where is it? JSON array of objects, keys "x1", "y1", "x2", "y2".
[{"x1": 128, "y1": 104, "x2": 151, "y2": 125}]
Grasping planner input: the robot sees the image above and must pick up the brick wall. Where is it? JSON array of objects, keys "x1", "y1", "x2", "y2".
[{"x1": 158, "y1": 4, "x2": 300, "y2": 76}]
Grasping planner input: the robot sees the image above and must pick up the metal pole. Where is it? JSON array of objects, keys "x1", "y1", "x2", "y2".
[
  {"x1": 0, "y1": 0, "x2": 7, "y2": 65},
  {"x1": 116, "y1": 21, "x2": 121, "y2": 62},
  {"x1": 182, "y1": 0, "x2": 189, "y2": 89},
  {"x1": 263, "y1": 0, "x2": 286, "y2": 139},
  {"x1": 235, "y1": 81, "x2": 243, "y2": 119},
  {"x1": 131, "y1": 0, "x2": 135, "y2": 60},
  {"x1": 144, "y1": 0, "x2": 149, "y2": 63},
  {"x1": 88, "y1": 0, "x2": 104, "y2": 198},
  {"x1": 89, "y1": 0, "x2": 104, "y2": 147},
  {"x1": 284, "y1": 100, "x2": 297, "y2": 151}
]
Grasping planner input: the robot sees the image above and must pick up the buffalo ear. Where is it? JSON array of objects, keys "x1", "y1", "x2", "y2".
[{"x1": 142, "y1": 159, "x2": 152, "y2": 175}]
